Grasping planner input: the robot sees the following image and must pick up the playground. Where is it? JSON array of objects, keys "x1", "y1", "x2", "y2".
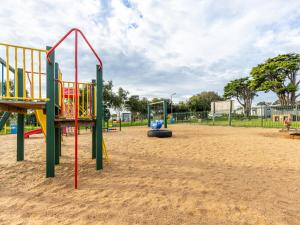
[{"x1": 0, "y1": 124, "x2": 299, "y2": 225}]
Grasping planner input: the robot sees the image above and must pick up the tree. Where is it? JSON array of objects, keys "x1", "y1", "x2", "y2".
[
  {"x1": 187, "y1": 91, "x2": 223, "y2": 111},
  {"x1": 103, "y1": 80, "x2": 115, "y2": 108},
  {"x1": 111, "y1": 87, "x2": 129, "y2": 120},
  {"x1": 125, "y1": 95, "x2": 140, "y2": 115},
  {"x1": 172, "y1": 101, "x2": 189, "y2": 113},
  {"x1": 125, "y1": 95, "x2": 148, "y2": 115},
  {"x1": 250, "y1": 53, "x2": 300, "y2": 105},
  {"x1": 224, "y1": 77, "x2": 256, "y2": 117},
  {"x1": 139, "y1": 97, "x2": 149, "y2": 114},
  {"x1": 102, "y1": 80, "x2": 130, "y2": 121}
]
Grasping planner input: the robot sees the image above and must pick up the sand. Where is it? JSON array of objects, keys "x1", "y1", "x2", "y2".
[{"x1": 0, "y1": 124, "x2": 300, "y2": 225}]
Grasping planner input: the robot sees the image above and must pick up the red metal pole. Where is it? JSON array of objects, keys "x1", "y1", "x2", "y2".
[{"x1": 74, "y1": 31, "x2": 78, "y2": 189}]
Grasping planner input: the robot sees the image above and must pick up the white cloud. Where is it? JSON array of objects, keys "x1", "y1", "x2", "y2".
[{"x1": 1, "y1": 0, "x2": 300, "y2": 103}]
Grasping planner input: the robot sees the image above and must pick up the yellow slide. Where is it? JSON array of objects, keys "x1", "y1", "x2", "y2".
[{"x1": 34, "y1": 109, "x2": 47, "y2": 135}]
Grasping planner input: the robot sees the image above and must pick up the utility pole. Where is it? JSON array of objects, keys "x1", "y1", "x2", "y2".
[{"x1": 170, "y1": 93, "x2": 176, "y2": 115}]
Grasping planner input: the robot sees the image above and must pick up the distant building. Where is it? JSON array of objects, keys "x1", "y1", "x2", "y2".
[
  {"x1": 234, "y1": 104, "x2": 300, "y2": 121},
  {"x1": 121, "y1": 112, "x2": 131, "y2": 122},
  {"x1": 250, "y1": 106, "x2": 272, "y2": 117}
]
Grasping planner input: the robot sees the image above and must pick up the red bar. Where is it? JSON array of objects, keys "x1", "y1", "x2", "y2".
[
  {"x1": 46, "y1": 28, "x2": 103, "y2": 69},
  {"x1": 74, "y1": 31, "x2": 78, "y2": 189}
]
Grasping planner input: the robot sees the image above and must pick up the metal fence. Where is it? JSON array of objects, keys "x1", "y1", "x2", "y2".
[{"x1": 172, "y1": 104, "x2": 300, "y2": 129}]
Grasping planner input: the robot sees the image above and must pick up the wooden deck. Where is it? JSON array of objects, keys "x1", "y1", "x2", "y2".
[
  {"x1": 0, "y1": 100, "x2": 47, "y2": 114},
  {"x1": 55, "y1": 118, "x2": 95, "y2": 128}
]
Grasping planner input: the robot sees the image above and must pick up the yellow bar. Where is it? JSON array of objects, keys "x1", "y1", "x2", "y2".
[
  {"x1": 5, "y1": 46, "x2": 10, "y2": 97},
  {"x1": 14, "y1": 47, "x2": 18, "y2": 97},
  {"x1": 67, "y1": 82, "x2": 70, "y2": 118},
  {"x1": 31, "y1": 50, "x2": 34, "y2": 98},
  {"x1": 77, "y1": 84, "x2": 80, "y2": 118},
  {"x1": 59, "y1": 70, "x2": 62, "y2": 107},
  {"x1": 94, "y1": 86, "x2": 96, "y2": 116},
  {"x1": 87, "y1": 84, "x2": 89, "y2": 118},
  {"x1": 61, "y1": 81, "x2": 92, "y2": 85},
  {"x1": 38, "y1": 51, "x2": 41, "y2": 98},
  {"x1": 23, "y1": 49, "x2": 26, "y2": 97},
  {"x1": 0, "y1": 43, "x2": 47, "y2": 53},
  {"x1": 81, "y1": 84, "x2": 84, "y2": 117},
  {"x1": 58, "y1": 81, "x2": 61, "y2": 108},
  {"x1": 72, "y1": 83, "x2": 75, "y2": 118},
  {"x1": 0, "y1": 96, "x2": 49, "y2": 101}
]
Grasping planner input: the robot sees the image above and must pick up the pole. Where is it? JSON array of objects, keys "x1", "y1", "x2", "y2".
[
  {"x1": 92, "y1": 79, "x2": 96, "y2": 159},
  {"x1": 147, "y1": 104, "x2": 151, "y2": 127},
  {"x1": 96, "y1": 65, "x2": 103, "y2": 170},
  {"x1": 74, "y1": 31, "x2": 79, "y2": 189},
  {"x1": 1, "y1": 64, "x2": 4, "y2": 96},
  {"x1": 164, "y1": 100, "x2": 167, "y2": 128},
  {"x1": 55, "y1": 63, "x2": 60, "y2": 165},
  {"x1": 171, "y1": 95, "x2": 173, "y2": 115},
  {"x1": 46, "y1": 46, "x2": 55, "y2": 177},
  {"x1": 17, "y1": 68, "x2": 24, "y2": 161}
]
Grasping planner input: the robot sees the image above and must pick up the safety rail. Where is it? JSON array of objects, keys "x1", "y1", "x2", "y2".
[
  {"x1": 61, "y1": 81, "x2": 94, "y2": 119},
  {"x1": 0, "y1": 43, "x2": 48, "y2": 101}
]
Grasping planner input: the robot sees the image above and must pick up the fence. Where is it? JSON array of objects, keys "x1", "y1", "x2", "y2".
[{"x1": 172, "y1": 104, "x2": 300, "y2": 129}]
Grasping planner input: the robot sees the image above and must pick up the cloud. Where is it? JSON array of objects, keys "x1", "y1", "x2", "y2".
[{"x1": 1, "y1": 0, "x2": 300, "y2": 104}]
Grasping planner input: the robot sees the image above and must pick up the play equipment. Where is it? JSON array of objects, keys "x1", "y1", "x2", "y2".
[
  {"x1": 104, "y1": 118, "x2": 122, "y2": 132},
  {"x1": 147, "y1": 100, "x2": 172, "y2": 138},
  {"x1": 0, "y1": 112, "x2": 11, "y2": 130},
  {"x1": 24, "y1": 128, "x2": 42, "y2": 138},
  {"x1": 150, "y1": 120, "x2": 163, "y2": 129},
  {"x1": 0, "y1": 28, "x2": 106, "y2": 189},
  {"x1": 147, "y1": 100, "x2": 168, "y2": 128},
  {"x1": 147, "y1": 129, "x2": 172, "y2": 138}
]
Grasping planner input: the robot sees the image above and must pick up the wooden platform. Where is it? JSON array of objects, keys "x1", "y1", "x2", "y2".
[
  {"x1": 0, "y1": 100, "x2": 47, "y2": 113},
  {"x1": 55, "y1": 118, "x2": 95, "y2": 128}
]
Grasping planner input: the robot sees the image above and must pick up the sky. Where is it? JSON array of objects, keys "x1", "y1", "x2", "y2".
[{"x1": 1, "y1": 0, "x2": 300, "y2": 105}]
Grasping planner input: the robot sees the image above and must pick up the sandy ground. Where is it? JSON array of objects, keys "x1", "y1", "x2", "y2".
[{"x1": 0, "y1": 124, "x2": 300, "y2": 225}]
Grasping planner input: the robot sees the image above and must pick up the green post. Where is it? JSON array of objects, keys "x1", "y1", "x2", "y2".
[
  {"x1": 17, "y1": 68, "x2": 24, "y2": 161},
  {"x1": 92, "y1": 79, "x2": 96, "y2": 159},
  {"x1": 46, "y1": 46, "x2": 55, "y2": 177},
  {"x1": 228, "y1": 100, "x2": 232, "y2": 126},
  {"x1": 164, "y1": 100, "x2": 167, "y2": 128},
  {"x1": 54, "y1": 63, "x2": 60, "y2": 165},
  {"x1": 147, "y1": 104, "x2": 151, "y2": 127},
  {"x1": 58, "y1": 129, "x2": 61, "y2": 156},
  {"x1": 96, "y1": 66, "x2": 103, "y2": 170}
]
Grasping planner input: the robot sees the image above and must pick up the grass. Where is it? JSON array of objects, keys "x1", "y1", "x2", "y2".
[
  {"x1": 0, "y1": 125, "x2": 40, "y2": 135},
  {"x1": 174, "y1": 117, "x2": 300, "y2": 129},
  {"x1": 1, "y1": 117, "x2": 296, "y2": 136}
]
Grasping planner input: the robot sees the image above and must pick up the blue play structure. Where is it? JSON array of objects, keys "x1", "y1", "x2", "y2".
[
  {"x1": 150, "y1": 120, "x2": 163, "y2": 130},
  {"x1": 11, "y1": 125, "x2": 17, "y2": 134}
]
